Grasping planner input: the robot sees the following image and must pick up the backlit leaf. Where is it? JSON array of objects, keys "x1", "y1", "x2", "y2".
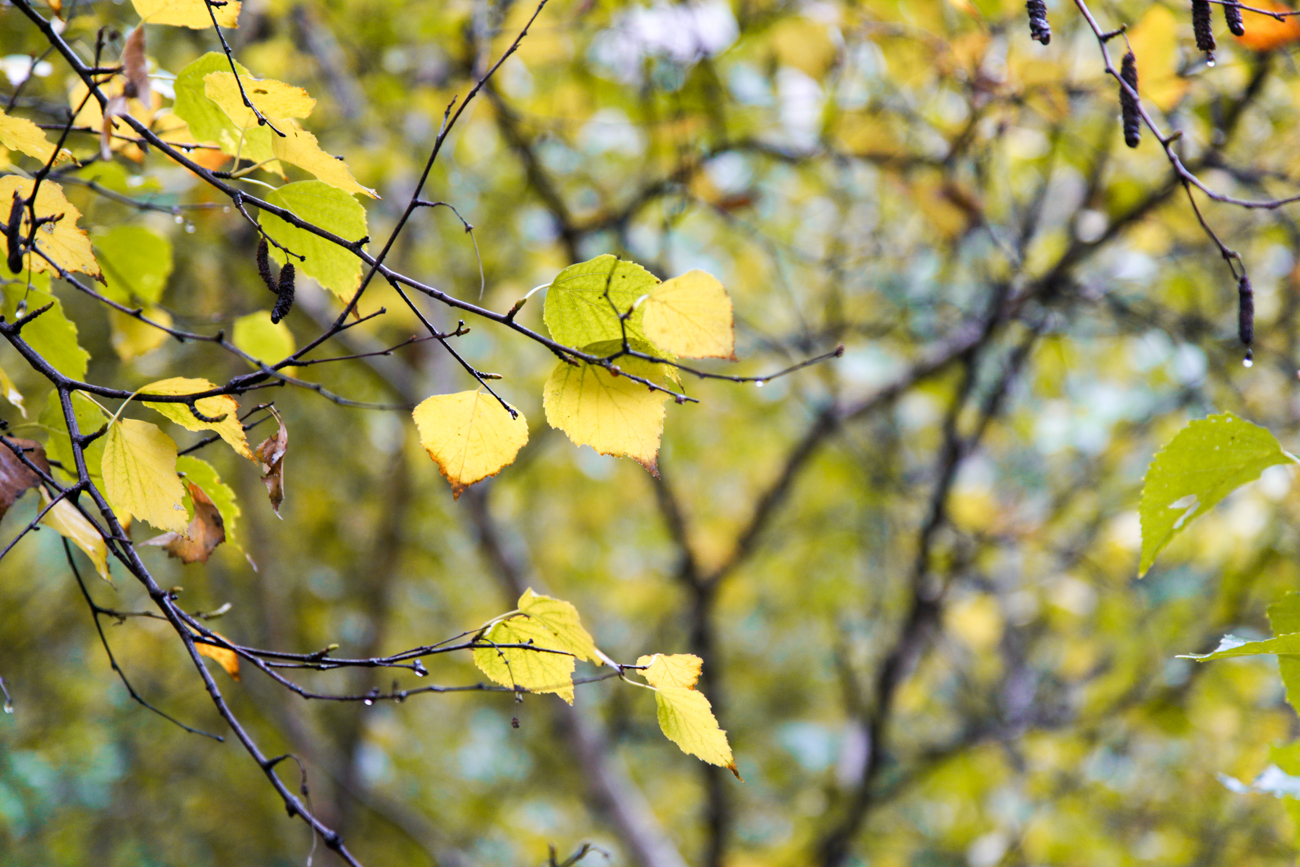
[
  {"x1": 1270, "y1": 594, "x2": 1300, "y2": 714},
  {"x1": 270, "y1": 125, "x2": 378, "y2": 199},
  {"x1": 1126, "y1": 7, "x2": 1190, "y2": 111},
  {"x1": 0, "y1": 109, "x2": 69, "y2": 164},
  {"x1": 471, "y1": 589, "x2": 601, "y2": 704},
  {"x1": 176, "y1": 455, "x2": 241, "y2": 550},
  {"x1": 636, "y1": 653, "x2": 703, "y2": 689},
  {"x1": 95, "y1": 226, "x2": 172, "y2": 304},
  {"x1": 203, "y1": 72, "x2": 315, "y2": 128},
  {"x1": 1138, "y1": 413, "x2": 1293, "y2": 576},
  {"x1": 109, "y1": 307, "x2": 172, "y2": 361},
  {"x1": 543, "y1": 342, "x2": 673, "y2": 474},
  {"x1": 40, "y1": 390, "x2": 106, "y2": 485},
  {"x1": 192, "y1": 631, "x2": 240, "y2": 679},
  {"x1": 259, "y1": 181, "x2": 369, "y2": 300},
  {"x1": 2, "y1": 277, "x2": 91, "y2": 381},
  {"x1": 232, "y1": 312, "x2": 295, "y2": 366},
  {"x1": 0, "y1": 176, "x2": 99, "y2": 279},
  {"x1": 0, "y1": 363, "x2": 25, "y2": 417},
  {"x1": 413, "y1": 390, "x2": 528, "y2": 499},
  {"x1": 1235, "y1": 0, "x2": 1300, "y2": 52},
  {"x1": 133, "y1": 0, "x2": 240, "y2": 28},
  {"x1": 103, "y1": 418, "x2": 189, "y2": 534},
  {"x1": 138, "y1": 377, "x2": 254, "y2": 461},
  {"x1": 543, "y1": 255, "x2": 660, "y2": 350},
  {"x1": 172, "y1": 54, "x2": 277, "y2": 166},
  {"x1": 641, "y1": 270, "x2": 736, "y2": 360},
  {"x1": 39, "y1": 489, "x2": 110, "y2": 581},
  {"x1": 654, "y1": 686, "x2": 739, "y2": 777}
]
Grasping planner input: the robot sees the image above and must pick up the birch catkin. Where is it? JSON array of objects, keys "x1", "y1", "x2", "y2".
[
  {"x1": 1120, "y1": 52, "x2": 1141, "y2": 149},
  {"x1": 1027, "y1": 0, "x2": 1051, "y2": 44}
]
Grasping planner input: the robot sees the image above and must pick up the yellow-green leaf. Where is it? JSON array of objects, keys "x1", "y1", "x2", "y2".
[
  {"x1": 654, "y1": 686, "x2": 739, "y2": 777},
  {"x1": 0, "y1": 109, "x2": 69, "y2": 164},
  {"x1": 0, "y1": 363, "x2": 24, "y2": 418},
  {"x1": 259, "y1": 181, "x2": 369, "y2": 300},
  {"x1": 232, "y1": 312, "x2": 295, "y2": 366},
  {"x1": 176, "y1": 455, "x2": 241, "y2": 550},
  {"x1": 172, "y1": 54, "x2": 277, "y2": 166},
  {"x1": 641, "y1": 270, "x2": 736, "y2": 360},
  {"x1": 103, "y1": 419, "x2": 188, "y2": 534},
  {"x1": 515, "y1": 588, "x2": 599, "y2": 663},
  {"x1": 0, "y1": 176, "x2": 99, "y2": 279},
  {"x1": 543, "y1": 254, "x2": 659, "y2": 350},
  {"x1": 40, "y1": 390, "x2": 106, "y2": 486},
  {"x1": 543, "y1": 343, "x2": 673, "y2": 474},
  {"x1": 109, "y1": 307, "x2": 172, "y2": 361},
  {"x1": 471, "y1": 589, "x2": 601, "y2": 704},
  {"x1": 636, "y1": 653, "x2": 703, "y2": 689},
  {"x1": 39, "y1": 489, "x2": 110, "y2": 581},
  {"x1": 2, "y1": 277, "x2": 91, "y2": 381},
  {"x1": 270, "y1": 124, "x2": 378, "y2": 199},
  {"x1": 203, "y1": 72, "x2": 315, "y2": 128},
  {"x1": 138, "y1": 377, "x2": 254, "y2": 461},
  {"x1": 412, "y1": 391, "x2": 528, "y2": 499},
  {"x1": 95, "y1": 226, "x2": 173, "y2": 305},
  {"x1": 133, "y1": 0, "x2": 241, "y2": 28}
]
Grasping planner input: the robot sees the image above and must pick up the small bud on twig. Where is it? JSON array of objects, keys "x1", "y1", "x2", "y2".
[{"x1": 1120, "y1": 51, "x2": 1141, "y2": 149}]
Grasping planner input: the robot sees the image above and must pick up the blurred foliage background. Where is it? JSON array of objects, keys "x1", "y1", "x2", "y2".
[{"x1": 5, "y1": 0, "x2": 1300, "y2": 864}]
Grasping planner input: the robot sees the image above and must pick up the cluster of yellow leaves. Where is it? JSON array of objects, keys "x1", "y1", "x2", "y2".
[
  {"x1": 471, "y1": 591, "x2": 737, "y2": 774},
  {"x1": 412, "y1": 256, "x2": 737, "y2": 499}
]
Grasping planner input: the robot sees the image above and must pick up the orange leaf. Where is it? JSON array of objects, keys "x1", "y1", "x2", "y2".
[
  {"x1": 1235, "y1": 1, "x2": 1300, "y2": 51},
  {"x1": 194, "y1": 632, "x2": 240, "y2": 680}
]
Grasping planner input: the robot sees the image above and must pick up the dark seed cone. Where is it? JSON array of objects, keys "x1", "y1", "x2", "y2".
[
  {"x1": 256, "y1": 237, "x2": 277, "y2": 294},
  {"x1": 1238, "y1": 275, "x2": 1254, "y2": 346},
  {"x1": 271, "y1": 263, "x2": 295, "y2": 324},
  {"x1": 1192, "y1": 0, "x2": 1216, "y2": 55},
  {"x1": 1120, "y1": 52, "x2": 1141, "y2": 148},
  {"x1": 1223, "y1": 1, "x2": 1245, "y2": 36},
  {"x1": 5, "y1": 193, "x2": 23, "y2": 274},
  {"x1": 1027, "y1": 0, "x2": 1051, "y2": 44}
]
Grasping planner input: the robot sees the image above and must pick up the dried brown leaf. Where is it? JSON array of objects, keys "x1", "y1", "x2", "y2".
[
  {"x1": 121, "y1": 27, "x2": 151, "y2": 105},
  {"x1": 0, "y1": 438, "x2": 49, "y2": 522},
  {"x1": 101, "y1": 94, "x2": 129, "y2": 162},
  {"x1": 253, "y1": 406, "x2": 287, "y2": 516},
  {"x1": 142, "y1": 482, "x2": 225, "y2": 564}
]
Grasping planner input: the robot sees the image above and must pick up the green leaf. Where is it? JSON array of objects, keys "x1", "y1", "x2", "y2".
[
  {"x1": 232, "y1": 312, "x2": 295, "y2": 366},
  {"x1": 40, "y1": 390, "x2": 107, "y2": 485},
  {"x1": 1269, "y1": 594, "x2": 1300, "y2": 714},
  {"x1": 172, "y1": 53, "x2": 277, "y2": 166},
  {"x1": 1180, "y1": 633, "x2": 1300, "y2": 661},
  {"x1": 2, "y1": 278, "x2": 91, "y2": 383},
  {"x1": 543, "y1": 255, "x2": 660, "y2": 350},
  {"x1": 176, "y1": 455, "x2": 241, "y2": 551},
  {"x1": 259, "y1": 181, "x2": 368, "y2": 301},
  {"x1": 1138, "y1": 413, "x2": 1294, "y2": 576},
  {"x1": 94, "y1": 226, "x2": 173, "y2": 305}
]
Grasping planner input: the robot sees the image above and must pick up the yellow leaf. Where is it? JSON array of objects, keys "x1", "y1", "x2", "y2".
[
  {"x1": 636, "y1": 653, "x2": 703, "y2": 689},
  {"x1": 0, "y1": 177, "x2": 99, "y2": 279},
  {"x1": 232, "y1": 312, "x2": 295, "y2": 365},
  {"x1": 202, "y1": 72, "x2": 315, "y2": 128},
  {"x1": 1235, "y1": 0, "x2": 1300, "y2": 52},
  {"x1": 102, "y1": 418, "x2": 189, "y2": 534},
  {"x1": 193, "y1": 631, "x2": 240, "y2": 680},
  {"x1": 0, "y1": 109, "x2": 69, "y2": 164},
  {"x1": 109, "y1": 307, "x2": 172, "y2": 361},
  {"x1": 1126, "y1": 6, "x2": 1191, "y2": 111},
  {"x1": 0, "y1": 363, "x2": 26, "y2": 418},
  {"x1": 542, "y1": 350, "x2": 672, "y2": 475},
  {"x1": 138, "y1": 377, "x2": 254, "y2": 461},
  {"x1": 412, "y1": 391, "x2": 528, "y2": 499},
  {"x1": 641, "y1": 270, "x2": 736, "y2": 360},
  {"x1": 270, "y1": 123, "x2": 378, "y2": 198},
  {"x1": 132, "y1": 0, "x2": 241, "y2": 28},
  {"x1": 471, "y1": 589, "x2": 601, "y2": 704},
  {"x1": 654, "y1": 686, "x2": 740, "y2": 777},
  {"x1": 39, "y1": 489, "x2": 110, "y2": 581}
]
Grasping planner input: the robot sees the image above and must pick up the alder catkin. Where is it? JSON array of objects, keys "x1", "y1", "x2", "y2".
[
  {"x1": 1223, "y1": 1, "x2": 1246, "y2": 36},
  {"x1": 1027, "y1": 0, "x2": 1051, "y2": 44},
  {"x1": 1238, "y1": 275, "x2": 1254, "y2": 347},
  {"x1": 5, "y1": 193, "x2": 24, "y2": 274},
  {"x1": 256, "y1": 237, "x2": 277, "y2": 293},
  {"x1": 271, "y1": 263, "x2": 295, "y2": 324},
  {"x1": 1120, "y1": 51, "x2": 1141, "y2": 149},
  {"x1": 1192, "y1": 0, "x2": 1216, "y2": 57}
]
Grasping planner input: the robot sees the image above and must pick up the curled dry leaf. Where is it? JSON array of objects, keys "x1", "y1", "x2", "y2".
[
  {"x1": 101, "y1": 95, "x2": 129, "y2": 162},
  {"x1": 0, "y1": 438, "x2": 49, "y2": 522},
  {"x1": 253, "y1": 407, "x2": 288, "y2": 516},
  {"x1": 143, "y1": 482, "x2": 225, "y2": 564},
  {"x1": 121, "y1": 27, "x2": 150, "y2": 105}
]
